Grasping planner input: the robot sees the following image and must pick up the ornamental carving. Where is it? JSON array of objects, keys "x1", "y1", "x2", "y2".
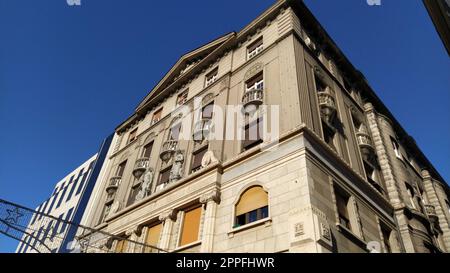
[
  {"x1": 158, "y1": 209, "x2": 177, "y2": 222},
  {"x1": 201, "y1": 150, "x2": 219, "y2": 168},
  {"x1": 200, "y1": 188, "x2": 221, "y2": 204}
]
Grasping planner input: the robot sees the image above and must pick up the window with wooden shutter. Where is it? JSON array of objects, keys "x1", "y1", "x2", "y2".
[
  {"x1": 115, "y1": 239, "x2": 128, "y2": 253},
  {"x1": 235, "y1": 186, "x2": 269, "y2": 227},
  {"x1": 128, "y1": 128, "x2": 138, "y2": 144},
  {"x1": 191, "y1": 147, "x2": 208, "y2": 173},
  {"x1": 144, "y1": 222, "x2": 162, "y2": 253},
  {"x1": 179, "y1": 206, "x2": 202, "y2": 247},
  {"x1": 152, "y1": 108, "x2": 163, "y2": 125}
]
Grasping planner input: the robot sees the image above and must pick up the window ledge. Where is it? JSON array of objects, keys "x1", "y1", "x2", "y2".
[
  {"x1": 228, "y1": 218, "x2": 272, "y2": 237},
  {"x1": 336, "y1": 223, "x2": 368, "y2": 250},
  {"x1": 173, "y1": 241, "x2": 201, "y2": 252}
]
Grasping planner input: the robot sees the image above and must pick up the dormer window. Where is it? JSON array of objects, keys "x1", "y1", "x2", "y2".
[
  {"x1": 151, "y1": 108, "x2": 163, "y2": 125},
  {"x1": 176, "y1": 90, "x2": 188, "y2": 107},
  {"x1": 247, "y1": 37, "x2": 263, "y2": 60},
  {"x1": 205, "y1": 68, "x2": 218, "y2": 87}
]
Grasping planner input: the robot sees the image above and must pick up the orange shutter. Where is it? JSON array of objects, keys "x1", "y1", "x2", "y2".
[
  {"x1": 115, "y1": 239, "x2": 128, "y2": 253},
  {"x1": 179, "y1": 206, "x2": 202, "y2": 246},
  {"x1": 235, "y1": 186, "x2": 268, "y2": 216},
  {"x1": 145, "y1": 223, "x2": 162, "y2": 252}
]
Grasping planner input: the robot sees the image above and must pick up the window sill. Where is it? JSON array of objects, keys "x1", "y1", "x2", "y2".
[
  {"x1": 228, "y1": 218, "x2": 272, "y2": 237},
  {"x1": 173, "y1": 241, "x2": 201, "y2": 252},
  {"x1": 336, "y1": 223, "x2": 367, "y2": 250}
]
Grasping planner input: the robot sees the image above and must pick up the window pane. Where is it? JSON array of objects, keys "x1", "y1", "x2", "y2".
[
  {"x1": 191, "y1": 147, "x2": 208, "y2": 172},
  {"x1": 143, "y1": 142, "x2": 153, "y2": 158}
]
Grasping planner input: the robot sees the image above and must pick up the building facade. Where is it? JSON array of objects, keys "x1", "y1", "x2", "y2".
[
  {"x1": 423, "y1": 0, "x2": 450, "y2": 55},
  {"x1": 79, "y1": 0, "x2": 450, "y2": 253},
  {"x1": 16, "y1": 135, "x2": 113, "y2": 253}
]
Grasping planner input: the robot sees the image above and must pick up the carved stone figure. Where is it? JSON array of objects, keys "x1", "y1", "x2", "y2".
[
  {"x1": 169, "y1": 151, "x2": 184, "y2": 182},
  {"x1": 201, "y1": 150, "x2": 218, "y2": 168},
  {"x1": 135, "y1": 168, "x2": 153, "y2": 201}
]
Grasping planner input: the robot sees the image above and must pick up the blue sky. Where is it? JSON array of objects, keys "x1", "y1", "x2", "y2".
[{"x1": 0, "y1": 0, "x2": 449, "y2": 253}]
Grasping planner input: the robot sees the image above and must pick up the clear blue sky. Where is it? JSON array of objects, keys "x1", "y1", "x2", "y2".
[{"x1": 0, "y1": 0, "x2": 449, "y2": 253}]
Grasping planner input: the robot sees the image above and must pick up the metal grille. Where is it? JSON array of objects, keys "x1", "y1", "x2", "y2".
[{"x1": 0, "y1": 199, "x2": 167, "y2": 253}]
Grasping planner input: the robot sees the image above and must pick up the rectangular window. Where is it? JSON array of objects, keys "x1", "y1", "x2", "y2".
[
  {"x1": 314, "y1": 74, "x2": 328, "y2": 92},
  {"x1": 142, "y1": 142, "x2": 153, "y2": 158},
  {"x1": 191, "y1": 147, "x2": 208, "y2": 173},
  {"x1": 116, "y1": 161, "x2": 127, "y2": 177},
  {"x1": 322, "y1": 121, "x2": 336, "y2": 150},
  {"x1": 245, "y1": 72, "x2": 264, "y2": 91},
  {"x1": 75, "y1": 161, "x2": 95, "y2": 196},
  {"x1": 127, "y1": 128, "x2": 138, "y2": 144},
  {"x1": 205, "y1": 68, "x2": 218, "y2": 87},
  {"x1": 335, "y1": 187, "x2": 351, "y2": 230},
  {"x1": 169, "y1": 123, "x2": 181, "y2": 141},
  {"x1": 380, "y1": 223, "x2": 392, "y2": 253},
  {"x1": 152, "y1": 108, "x2": 163, "y2": 125},
  {"x1": 179, "y1": 206, "x2": 202, "y2": 247},
  {"x1": 363, "y1": 161, "x2": 383, "y2": 194},
  {"x1": 115, "y1": 238, "x2": 128, "y2": 253},
  {"x1": 390, "y1": 137, "x2": 402, "y2": 159},
  {"x1": 157, "y1": 167, "x2": 171, "y2": 185},
  {"x1": 243, "y1": 118, "x2": 263, "y2": 150},
  {"x1": 247, "y1": 37, "x2": 263, "y2": 59},
  {"x1": 127, "y1": 184, "x2": 140, "y2": 206},
  {"x1": 144, "y1": 222, "x2": 163, "y2": 253},
  {"x1": 176, "y1": 90, "x2": 188, "y2": 106},
  {"x1": 55, "y1": 184, "x2": 70, "y2": 210},
  {"x1": 202, "y1": 102, "x2": 214, "y2": 119}
]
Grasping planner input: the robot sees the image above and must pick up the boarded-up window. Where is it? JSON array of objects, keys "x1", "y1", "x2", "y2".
[
  {"x1": 243, "y1": 118, "x2": 263, "y2": 150},
  {"x1": 158, "y1": 167, "x2": 171, "y2": 185},
  {"x1": 152, "y1": 108, "x2": 163, "y2": 124},
  {"x1": 144, "y1": 222, "x2": 162, "y2": 253},
  {"x1": 142, "y1": 142, "x2": 153, "y2": 158},
  {"x1": 128, "y1": 128, "x2": 138, "y2": 144},
  {"x1": 179, "y1": 206, "x2": 202, "y2": 247},
  {"x1": 191, "y1": 147, "x2": 208, "y2": 173}
]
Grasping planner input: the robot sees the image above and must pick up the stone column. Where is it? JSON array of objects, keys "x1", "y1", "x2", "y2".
[
  {"x1": 124, "y1": 226, "x2": 142, "y2": 253},
  {"x1": 199, "y1": 189, "x2": 221, "y2": 253},
  {"x1": 158, "y1": 209, "x2": 176, "y2": 252}
]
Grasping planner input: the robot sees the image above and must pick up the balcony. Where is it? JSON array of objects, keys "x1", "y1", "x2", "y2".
[
  {"x1": 106, "y1": 176, "x2": 121, "y2": 194},
  {"x1": 132, "y1": 157, "x2": 150, "y2": 178},
  {"x1": 424, "y1": 204, "x2": 438, "y2": 222},
  {"x1": 242, "y1": 88, "x2": 264, "y2": 112},
  {"x1": 160, "y1": 140, "x2": 178, "y2": 161},
  {"x1": 317, "y1": 91, "x2": 336, "y2": 123},
  {"x1": 356, "y1": 130, "x2": 374, "y2": 156},
  {"x1": 193, "y1": 118, "x2": 212, "y2": 143}
]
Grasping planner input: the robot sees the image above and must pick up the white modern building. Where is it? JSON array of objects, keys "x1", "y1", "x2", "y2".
[{"x1": 15, "y1": 154, "x2": 97, "y2": 253}]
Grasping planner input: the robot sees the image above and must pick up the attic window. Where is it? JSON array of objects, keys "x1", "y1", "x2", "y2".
[
  {"x1": 247, "y1": 37, "x2": 263, "y2": 59},
  {"x1": 205, "y1": 68, "x2": 218, "y2": 87}
]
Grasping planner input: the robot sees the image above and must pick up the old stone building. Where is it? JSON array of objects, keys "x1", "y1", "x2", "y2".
[{"x1": 78, "y1": 0, "x2": 450, "y2": 253}]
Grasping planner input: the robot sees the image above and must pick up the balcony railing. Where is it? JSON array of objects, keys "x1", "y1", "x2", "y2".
[
  {"x1": 356, "y1": 131, "x2": 374, "y2": 150},
  {"x1": 132, "y1": 157, "x2": 150, "y2": 178},
  {"x1": 106, "y1": 176, "x2": 122, "y2": 194},
  {"x1": 242, "y1": 88, "x2": 264, "y2": 111},
  {"x1": 160, "y1": 140, "x2": 178, "y2": 161},
  {"x1": 193, "y1": 118, "x2": 212, "y2": 142},
  {"x1": 317, "y1": 91, "x2": 336, "y2": 123}
]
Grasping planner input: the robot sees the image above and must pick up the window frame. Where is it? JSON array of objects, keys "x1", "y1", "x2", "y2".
[
  {"x1": 205, "y1": 68, "x2": 218, "y2": 87},
  {"x1": 176, "y1": 90, "x2": 188, "y2": 107},
  {"x1": 247, "y1": 37, "x2": 264, "y2": 60},
  {"x1": 157, "y1": 166, "x2": 171, "y2": 186},
  {"x1": 178, "y1": 206, "x2": 203, "y2": 248},
  {"x1": 233, "y1": 185, "x2": 270, "y2": 229},
  {"x1": 127, "y1": 128, "x2": 138, "y2": 144},
  {"x1": 151, "y1": 108, "x2": 163, "y2": 125}
]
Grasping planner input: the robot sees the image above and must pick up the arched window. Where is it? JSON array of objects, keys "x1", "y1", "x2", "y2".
[{"x1": 235, "y1": 186, "x2": 269, "y2": 227}]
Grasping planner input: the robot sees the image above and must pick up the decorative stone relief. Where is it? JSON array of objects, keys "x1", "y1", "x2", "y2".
[
  {"x1": 158, "y1": 209, "x2": 177, "y2": 222},
  {"x1": 109, "y1": 201, "x2": 121, "y2": 216},
  {"x1": 201, "y1": 150, "x2": 219, "y2": 168},
  {"x1": 169, "y1": 150, "x2": 184, "y2": 183},
  {"x1": 135, "y1": 168, "x2": 154, "y2": 201},
  {"x1": 294, "y1": 222, "x2": 304, "y2": 237},
  {"x1": 200, "y1": 188, "x2": 221, "y2": 204}
]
